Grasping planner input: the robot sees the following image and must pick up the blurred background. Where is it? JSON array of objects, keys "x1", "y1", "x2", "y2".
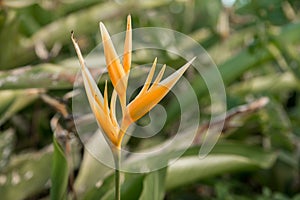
[{"x1": 0, "y1": 0, "x2": 300, "y2": 199}]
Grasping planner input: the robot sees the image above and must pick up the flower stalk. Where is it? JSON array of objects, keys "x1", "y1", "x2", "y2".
[
  {"x1": 112, "y1": 146, "x2": 121, "y2": 200},
  {"x1": 71, "y1": 15, "x2": 195, "y2": 200}
]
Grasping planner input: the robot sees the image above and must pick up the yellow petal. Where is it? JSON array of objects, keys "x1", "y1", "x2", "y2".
[
  {"x1": 154, "y1": 57, "x2": 195, "y2": 90},
  {"x1": 71, "y1": 32, "x2": 118, "y2": 145},
  {"x1": 92, "y1": 100, "x2": 118, "y2": 145},
  {"x1": 126, "y1": 57, "x2": 195, "y2": 123},
  {"x1": 123, "y1": 15, "x2": 132, "y2": 74},
  {"x1": 81, "y1": 65, "x2": 118, "y2": 145},
  {"x1": 151, "y1": 64, "x2": 166, "y2": 87},
  {"x1": 110, "y1": 89, "x2": 119, "y2": 128},
  {"x1": 135, "y1": 57, "x2": 157, "y2": 98},
  {"x1": 71, "y1": 32, "x2": 104, "y2": 110},
  {"x1": 99, "y1": 22, "x2": 126, "y2": 99},
  {"x1": 103, "y1": 80, "x2": 109, "y2": 117}
]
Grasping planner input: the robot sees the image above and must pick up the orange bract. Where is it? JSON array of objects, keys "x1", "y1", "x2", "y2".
[{"x1": 72, "y1": 15, "x2": 195, "y2": 148}]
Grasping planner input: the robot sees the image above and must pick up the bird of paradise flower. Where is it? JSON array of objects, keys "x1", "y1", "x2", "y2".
[{"x1": 71, "y1": 15, "x2": 195, "y2": 200}]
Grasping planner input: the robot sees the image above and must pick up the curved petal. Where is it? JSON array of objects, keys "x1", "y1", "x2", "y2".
[
  {"x1": 135, "y1": 57, "x2": 157, "y2": 98},
  {"x1": 72, "y1": 32, "x2": 118, "y2": 145},
  {"x1": 127, "y1": 57, "x2": 195, "y2": 123},
  {"x1": 123, "y1": 15, "x2": 132, "y2": 74},
  {"x1": 99, "y1": 22, "x2": 126, "y2": 102}
]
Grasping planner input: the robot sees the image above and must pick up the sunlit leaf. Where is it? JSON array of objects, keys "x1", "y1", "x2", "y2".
[{"x1": 166, "y1": 142, "x2": 277, "y2": 190}]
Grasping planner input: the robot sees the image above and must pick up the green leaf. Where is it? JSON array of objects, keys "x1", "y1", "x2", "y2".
[
  {"x1": 166, "y1": 155, "x2": 267, "y2": 190},
  {"x1": 259, "y1": 99, "x2": 294, "y2": 151},
  {"x1": 74, "y1": 134, "x2": 114, "y2": 198},
  {"x1": 0, "y1": 62, "x2": 79, "y2": 90},
  {"x1": 166, "y1": 22, "x2": 300, "y2": 124},
  {"x1": 229, "y1": 72, "x2": 300, "y2": 95},
  {"x1": 0, "y1": 89, "x2": 41, "y2": 125},
  {"x1": 83, "y1": 173, "x2": 145, "y2": 200},
  {"x1": 120, "y1": 173, "x2": 145, "y2": 200},
  {"x1": 0, "y1": 129, "x2": 15, "y2": 170},
  {"x1": 0, "y1": 12, "x2": 20, "y2": 69},
  {"x1": 1, "y1": 0, "x2": 38, "y2": 8},
  {"x1": 139, "y1": 168, "x2": 166, "y2": 200},
  {"x1": 166, "y1": 142, "x2": 277, "y2": 190},
  {"x1": 81, "y1": 141, "x2": 276, "y2": 198},
  {"x1": 207, "y1": 142, "x2": 277, "y2": 169},
  {"x1": 50, "y1": 136, "x2": 69, "y2": 200},
  {"x1": 1, "y1": 0, "x2": 173, "y2": 69},
  {"x1": 0, "y1": 148, "x2": 52, "y2": 200},
  {"x1": 237, "y1": 0, "x2": 290, "y2": 25},
  {"x1": 82, "y1": 173, "x2": 115, "y2": 200}
]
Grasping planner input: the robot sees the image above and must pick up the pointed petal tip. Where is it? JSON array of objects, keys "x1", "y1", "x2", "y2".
[
  {"x1": 99, "y1": 21, "x2": 104, "y2": 28},
  {"x1": 127, "y1": 15, "x2": 131, "y2": 28},
  {"x1": 123, "y1": 15, "x2": 132, "y2": 73},
  {"x1": 189, "y1": 57, "x2": 196, "y2": 64},
  {"x1": 127, "y1": 14, "x2": 131, "y2": 21},
  {"x1": 126, "y1": 14, "x2": 132, "y2": 33},
  {"x1": 71, "y1": 31, "x2": 87, "y2": 71},
  {"x1": 182, "y1": 57, "x2": 196, "y2": 70},
  {"x1": 99, "y1": 22, "x2": 104, "y2": 32},
  {"x1": 99, "y1": 22, "x2": 109, "y2": 38}
]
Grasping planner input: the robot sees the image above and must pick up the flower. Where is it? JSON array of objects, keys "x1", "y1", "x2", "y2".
[{"x1": 71, "y1": 15, "x2": 195, "y2": 149}]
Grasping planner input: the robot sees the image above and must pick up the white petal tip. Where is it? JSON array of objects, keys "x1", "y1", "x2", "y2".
[
  {"x1": 99, "y1": 22, "x2": 107, "y2": 34},
  {"x1": 99, "y1": 22, "x2": 104, "y2": 28},
  {"x1": 183, "y1": 57, "x2": 196, "y2": 70},
  {"x1": 189, "y1": 57, "x2": 196, "y2": 64},
  {"x1": 99, "y1": 22, "x2": 111, "y2": 42}
]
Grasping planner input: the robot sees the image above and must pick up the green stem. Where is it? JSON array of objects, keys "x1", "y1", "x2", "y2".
[{"x1": 113, "y1": 147, "x2": 121, "y2": 200}]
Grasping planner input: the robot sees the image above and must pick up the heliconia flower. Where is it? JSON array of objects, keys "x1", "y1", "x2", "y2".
[{"x1": 71, "y1": 15, "x2": 195, "y2": 148}]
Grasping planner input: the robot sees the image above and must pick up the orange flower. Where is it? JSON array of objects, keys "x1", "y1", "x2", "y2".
[{"x1": 71, "y1": 15, "x2": 195, "y2": 149}]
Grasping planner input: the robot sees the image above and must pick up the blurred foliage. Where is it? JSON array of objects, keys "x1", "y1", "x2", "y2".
[{"x1": 0, "y1": 0, "x2": 300, "y2": 199}]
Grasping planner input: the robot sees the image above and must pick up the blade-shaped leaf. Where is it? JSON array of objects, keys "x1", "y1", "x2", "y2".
[
  {"x1": 166, "y1": 142, "x2": 277, "y2": 190},
  {"x1": 83, "y1": 173, "x2": 145, "y2": 200},
  {"x1": 50, "y1": 136, "x2": 69, "y2": 200},
  {"x1": 139, "y1": 168, "x2": 166, "y2": 200},
  {"x1": 0, "y1": 89, "x2": 42, "y2": 126},
  {"x1": 0, "y1": 148, "x2": 52, "y2": 200},
  {"x1": 0, "y1": 129, "x2": 15, "y2": 170}
]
